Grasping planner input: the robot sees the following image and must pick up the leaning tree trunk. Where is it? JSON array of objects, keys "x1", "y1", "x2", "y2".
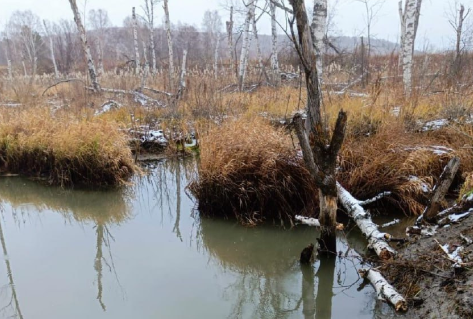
[
  {"x1": 226, "y1": 6, "x2": 234, "y2": 77},
  {"x1": 132, "y1": 7, "x2": 141, "y2": 75},
  {"x1": 68, "y1": 0, "x2": 101, "y2": 92},
  {"x1": 163, "y1": 0, "x2": 175, "y2": 90},
  {"x1": 290, "y1": 0, "x2": 347, "y2": 256},
  {"x1": 238, "y1": 0, "x2": 254, "y2": 91},
  {"x1": 270, "y1": 2, "x2": 280, "y2": 86},
  {"x1": 311, "y1": 0, "x2": 327, "y2": 84}
]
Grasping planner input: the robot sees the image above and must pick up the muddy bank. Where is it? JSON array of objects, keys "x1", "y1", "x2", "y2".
[{"x1": 378, "y1": 215, "x2": 473, "y2": 319}]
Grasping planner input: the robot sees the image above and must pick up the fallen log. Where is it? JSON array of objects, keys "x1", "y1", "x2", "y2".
[
  {"x1": 337, "y1": 183, "x2": 397, "y2": 260},
  {"x1": 359, "y1": 268, "x2": 408, "y2": 312}
]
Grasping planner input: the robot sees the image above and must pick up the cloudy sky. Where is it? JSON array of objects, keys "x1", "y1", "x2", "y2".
[{"x1": 1, "y1": 0, "x2": 470, "y2": 50}]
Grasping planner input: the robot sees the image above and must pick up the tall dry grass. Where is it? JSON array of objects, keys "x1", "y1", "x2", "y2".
[
  {"x1": 0, "y1": 107, "x2": 136, "y2": 187},
  {"x1": 188, "y1": 117, "x2": 317, "y2": 226}
]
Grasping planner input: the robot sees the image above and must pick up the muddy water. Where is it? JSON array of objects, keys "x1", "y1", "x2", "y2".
[{"x1": 0, "y1": 159, "x2": 393, "y2": 319}]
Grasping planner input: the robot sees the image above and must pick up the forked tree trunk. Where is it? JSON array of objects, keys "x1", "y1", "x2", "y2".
[
  {"x1": 270, "y1": 2, "x2": 280, "y2": 85},
  {"x1": 311, "y1": 0, "x2": 327, "y2": 84},
  {"x1": 238, "y1": 0, "x2": 255, "y2": 91},
  {"x1": 226, "y1": 6, "x2": 234, "y2": 76},
  {"x1": 163, "y1": 0, "x2": 175, "y2": 90},
  {"x1": 132, "y1": 7, "x2": 141, "y2": 75},
  {"x1": 68, "y1": 0, "x2": 101, "y2": 92},
  {"x1": 290, "y1": 0, "x2": 347, "y2": 256}
]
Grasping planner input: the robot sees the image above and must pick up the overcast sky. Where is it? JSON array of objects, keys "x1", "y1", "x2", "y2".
[{"x1": 1, "y1": 0, "x2": 470, "y2": 50}]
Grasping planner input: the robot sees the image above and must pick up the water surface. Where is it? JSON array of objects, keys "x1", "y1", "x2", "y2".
[{"x1": 0, "y1": 159, "x2": 388, "y2": 319}]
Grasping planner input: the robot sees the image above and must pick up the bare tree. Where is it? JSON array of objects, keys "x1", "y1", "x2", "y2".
[
  {"x1": 143, "y1": 0, "x2": 157, "y2": 74},
  {"x1": 289, "y1": 0, "x2": 347, "y2": 255},
  {"x1": 68, "y1": 0, "x2": 101, "y2": 92},
  {"x1": 163, "y1": 0, "x2": 175, "y2": 90},
  {"x1": 399, "y1": 0, "x2": 422, "y2": 96},
  {"x1": 270, "y1": 1, "x2": 280, "y2": 85},
  {"x1": 238, "y1": 0, "x2": 256, "y2": 91},
  {"x1": 43, "y1": 20, "x2": 59, "y2": 78},
  {"x1": 226, "y1": 6, "x2": 235, "y2": 75},
  {"x1": 88, "y1": 9, "x2": 111, "y2": 76},
  {"x1": 2, "y1": 30, "x2": 14, "y2": 80},
  {"x1": 311, "y1": 0, "x2": 327, "y2": 84},
  {"x1": 132, "y1": 7, "x2": 141, "y2": 75},
  {"x1": 448, "y1": 2, "x2": 471, "y2": 78}
]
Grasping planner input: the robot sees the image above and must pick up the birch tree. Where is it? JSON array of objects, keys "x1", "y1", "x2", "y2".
[
  {"x1": 399, "y1": 0, "x2": 422, "y2": 96},
  {"x1": 289, "y1": 0, "x2": 347, "y2": 255},
  {"x1": 252, "y1": 5, "x2": 269, "y2": 83},
  {"x1": 143, "y1": 0, "x2": 157, "y2": 74},
  {"x1": 448, "y1": 2, "x2": 471, "y2": 77},
  {"x1": 43, "y1": 20, "x2": 59, "y2": 79},
  {"x1": 163, "y1": 0, "x2": 175, "y2": 90},
  {"x1": 226, "y1": 6, "x2": 235, "y2": 75},
  {"x1": 132, "y1": 7, "x2": 141, "y2": 75},
  {"x1": 270, "y1": 2, "x2": 280, "y2": 85},
  {"x1": 238, "y1": 0, "x2": 256, "y2": 91},
  {"x1": 68, "y1": 0, "x2": 101, "y2": 92},
  {"x1": 88, "y1": 9, "x2": 110, "y2": 76},
  {"x1": 311, "y1": 0, "x2": 327, "y2": 84}
]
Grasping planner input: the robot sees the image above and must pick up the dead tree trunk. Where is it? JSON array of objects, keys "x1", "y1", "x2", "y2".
[
  {"x1": 43, "y1": 20, "x2": 59, "y2": 79},
  {"x1": 163, "y1": 0, "x2": 175, "y2": 90},
  {"x1": 3, "y1": 39, "x2": 13, "y2": 81},
  {"x1": 96, "y1": 40, "x2": 104, "y2": 76},
  {"x1": 311, "y1": 0, "x2": 327, "y2": 84},
  {"x1": 252, "y1": 8, "x2": 270, "y2": 83},
  {"x1": 226, "y1": 6, "x2": 234, "y2": 76},
  {"x1": 290, "y1": 0, "x2": 347, "y2": 256},
  {"x1": 68, "y1": 0, "x2": 101, "y2": 92},
  {"x1": 399, "y1": 0, "x2": 422, "y2": 96},
  {"x1": 214, "y1": 34, "x2": 220, "y2": 79},
  {"x1": 239, "y1": 0, "x2": 255, "y2": 91},
  {"x1": 270, "y1": 2, "x2": 280, "y2": 86},
  {"x1": 132, "y1": 7, "x2": 141, "y2": 75},
  {"x1": 144, "y1": 0, "x2": 157, "y2": 75},
  {"x1": 177, "y1": 49, "x2": 187, "y2": 99}
]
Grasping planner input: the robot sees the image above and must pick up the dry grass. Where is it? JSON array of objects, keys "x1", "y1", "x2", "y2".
[
  {"x1": 188, "y1": 117, "x2": 317, "y2": 226},
  {"x1": 0, "y1": 107, "x2": 137, "y2": 187}
]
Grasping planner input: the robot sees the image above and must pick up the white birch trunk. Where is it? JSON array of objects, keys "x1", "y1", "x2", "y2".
[
  {"x1": 226, "y1": 6, "x2": 234, "y2": 76},
  {"x1": 178, "y1": 49, "x2": 187, "y2": 99},
  {"x1": 401, "y1": 0, "x2": 421, "y2": 96},
  {"x1": 311, "y1": 0, "x2": 327, "y2": 83},
  {"x1": 214, "y1": 34, "x2": 220, "y2": 79},
  {"x1": 43, "y1": 21, "x2": 59, "y2": 79},
  {"x1": 163, "y1": 0, "x2": 175, "y2": 90},
  {"x1": 142, "y1": 40, "x2": 150, "y2": 75},
  {"x1": 68, "y1": 0, "x2": 100, "y2": 92},
  {"x1": 132, "y1": 7, "x2": 141, "y2": 75},
  {"x1": 270, "y1": 2, "x2": 280, "y2": 85},
  {"x1": 238, "y1": 0, "x2": 255, "y2": 91},
  {"x1": 359, "y1": 268, "x2": 408, "y2": 312},
  {"x1": 96, "y1": 40, "x2": 104, "y2": 76},
  {"x1": 398, "y1": 1, "x2": 405, "y2": 67},
  {"x1": 145, "y1": 0, "x2": 157, "y2": 75},
  {"x1": 337, "y1": 183, "x2": 397, "y2": 260}
]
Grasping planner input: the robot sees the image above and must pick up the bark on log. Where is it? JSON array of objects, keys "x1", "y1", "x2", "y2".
[
  {"x1": 419, "y1": 157, "x2": 460, "y2": 223},
  {"x1": 359, "y1": 268, "x2": 408, "y2": 312},
  {"x1": 295, "y1": 215, "x2": 344, "y2": 230},
  {"x1": 337, "y1": 184, "x2": 397, "y2": 260}
]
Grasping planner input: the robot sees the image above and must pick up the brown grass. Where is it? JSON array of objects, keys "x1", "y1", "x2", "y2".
[
  {"x1": 0, "y1": 107, "x2": 137, "y2": 187},
  {"x1": 188, "y1": 117, "x2": 317, "y2": 226}
]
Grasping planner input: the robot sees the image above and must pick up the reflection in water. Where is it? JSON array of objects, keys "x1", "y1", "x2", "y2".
[
  {"x1": 0, "y1": 217, "x2": 24, "y2": 319},
  {"x1": 0, "y1": 159, "x2": 388, "y2": 319}
]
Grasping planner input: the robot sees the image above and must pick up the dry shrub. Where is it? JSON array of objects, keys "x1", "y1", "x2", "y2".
[
  {"x1": 0, "y1": 107, "x2": 137, "y2": 187},
  {"x1": 189, "y1": 117, "x2": 317, "y2": 226},
  {"x1": 339, "y1": 121, "x2": 473, "y2": 215}
]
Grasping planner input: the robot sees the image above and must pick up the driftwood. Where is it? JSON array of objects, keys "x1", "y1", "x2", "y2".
[
  {"x1": 435, "y1": 239, "x2": 466, "y2": 268},
  {"x1": 418, "y1": 157, "x2": 460, "y2": 224},
  {"x1": 337, "y1": 184, "x2": 397, "y2": 260},
  {"x1": 359, "y1": 268, "x2": 408, "y2": 312},
  {"x1": 295, "y1": 216, "x2": 344, "y2": 230}
]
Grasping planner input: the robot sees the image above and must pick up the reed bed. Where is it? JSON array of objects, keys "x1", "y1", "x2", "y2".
[
  {"x1": 0, "y1": 107, "x2": 136, "y2": 187},
  {"x1": 188, "y1": 117, "x2": 318, "y2": 226}
]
